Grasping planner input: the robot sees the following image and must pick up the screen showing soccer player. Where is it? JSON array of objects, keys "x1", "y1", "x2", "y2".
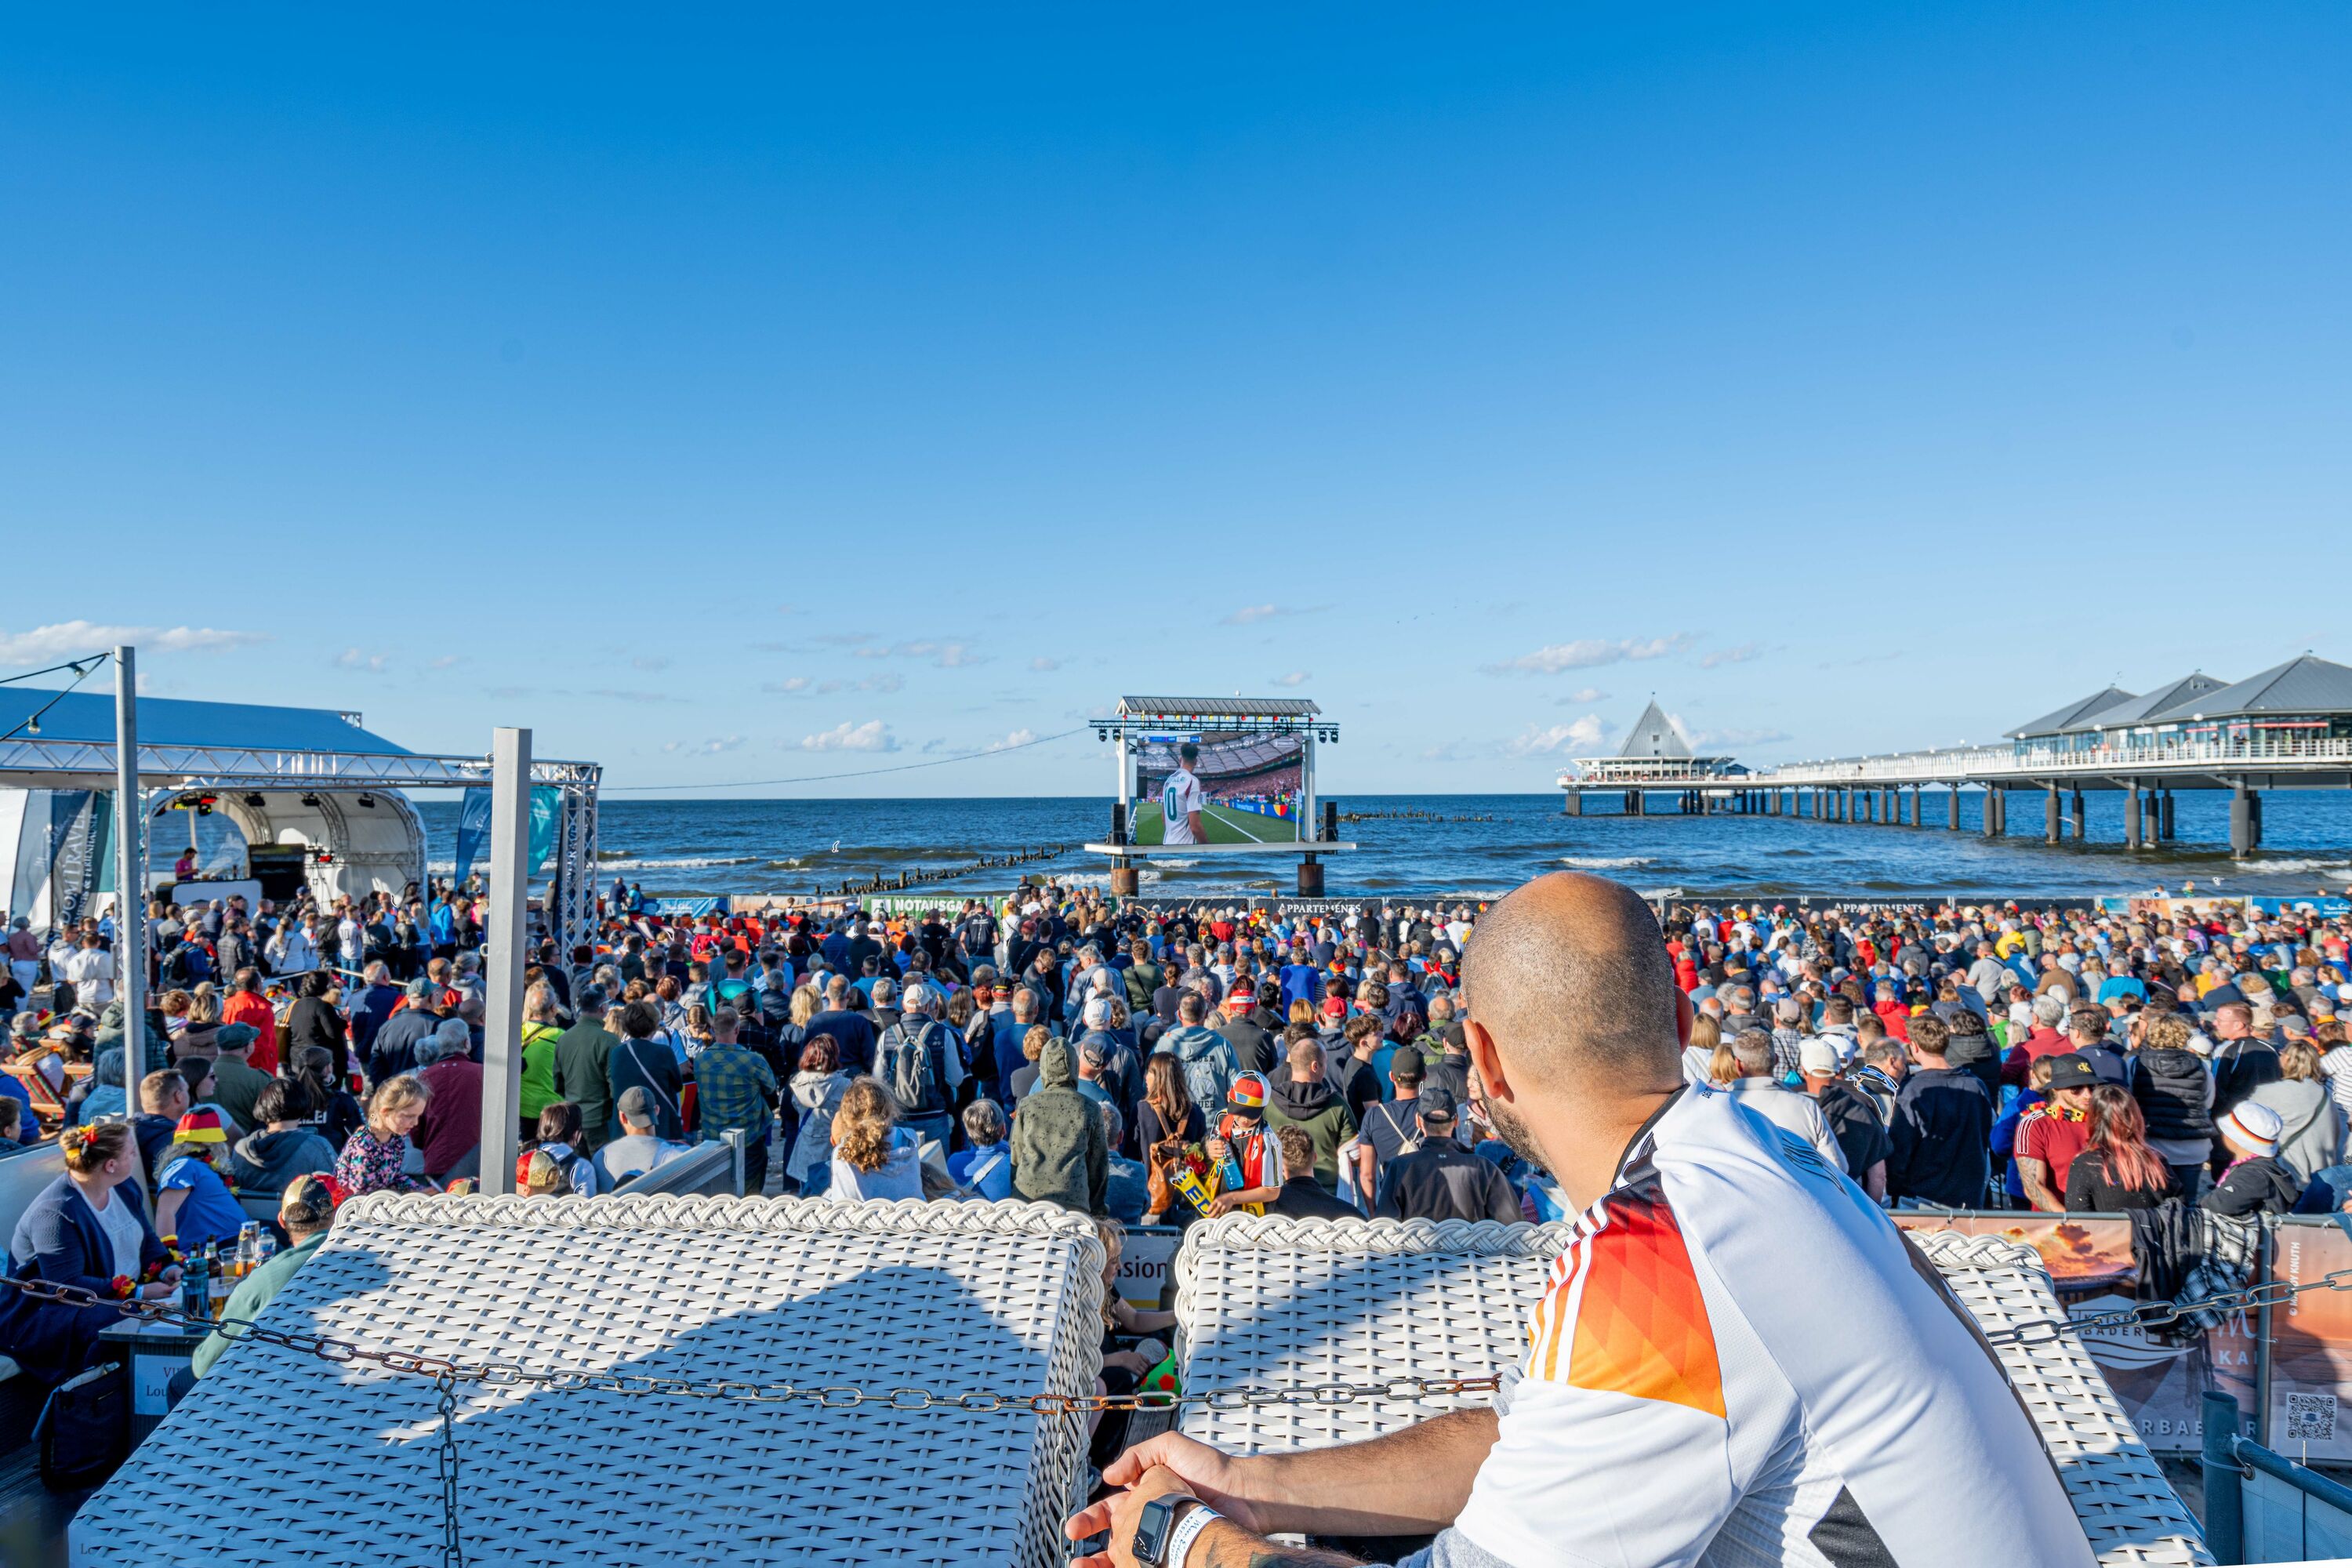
[{"x1": 1131, "y1": 731, "x2": 1303, "y2": 844}]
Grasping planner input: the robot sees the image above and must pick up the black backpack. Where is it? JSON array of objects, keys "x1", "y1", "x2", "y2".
[{"x1": 880, "y1": 1021, "x2": 945, "y2": 1116}]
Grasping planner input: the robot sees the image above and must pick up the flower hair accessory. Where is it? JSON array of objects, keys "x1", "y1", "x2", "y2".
[{"x1": 59, "y1": 1124, "x2": 98, "y2": 1156}]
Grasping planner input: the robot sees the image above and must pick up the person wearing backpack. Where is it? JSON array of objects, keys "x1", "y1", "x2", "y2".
[
  {"x1": 877, "y1": 982, "x2": 963, "y2": 1153},
  {"x1": 1350, "y1": 1042, "x2": 1432, "y2": 1210}
]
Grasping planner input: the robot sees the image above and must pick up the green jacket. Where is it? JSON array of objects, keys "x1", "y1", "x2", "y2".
[
  {"x1": 193, "y1": 1232, "x2": 327, "y2": 1378},
  {"x1": 1011, "y1": 1042, "x2": 1107, "y2": 1214},
  {"x1": 551, "y1": 1020, "x2": 619, "y2": 1148},
  {"x1": 1123, "y1": 960, "x2": 1163, "y2": 1011}
]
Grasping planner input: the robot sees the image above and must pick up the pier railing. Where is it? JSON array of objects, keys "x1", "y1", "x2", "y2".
[{"x1": 1744, "y1": 735, "x2": 2352, "y2": 787}]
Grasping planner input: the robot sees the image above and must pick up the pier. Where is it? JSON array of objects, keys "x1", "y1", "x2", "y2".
[{"x1": 1562, "y1": 656, "x2": 2352, "y2": 858}]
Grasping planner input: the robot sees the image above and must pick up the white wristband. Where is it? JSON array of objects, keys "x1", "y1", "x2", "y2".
[{"x1": 1167, "y1": 1501, "x2": 1221, "y2": 1568}]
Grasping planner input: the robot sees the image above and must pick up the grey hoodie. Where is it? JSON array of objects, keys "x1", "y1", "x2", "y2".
[{"x1": 229, "y1": 1127, "x2": 339, "y2": 1196}]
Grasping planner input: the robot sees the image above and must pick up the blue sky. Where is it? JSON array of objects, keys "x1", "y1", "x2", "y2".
[{"x1": 5, "y1": 5, "x2": 2347, "y2": 796}]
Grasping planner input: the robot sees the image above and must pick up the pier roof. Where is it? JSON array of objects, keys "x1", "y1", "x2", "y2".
[
  {"x1": 1619, "y1": 700, "x2": 1699, "y2": 760},
  {"x1": 2005, "y1": 686, "x2": 2135, "y2": 740},
  {"x1": 2072, "y1": 673, "x2": 2230, "y2": 731},
  {"x1": 2172, "y1": 654, "x2": 2352, "y2": 721}
]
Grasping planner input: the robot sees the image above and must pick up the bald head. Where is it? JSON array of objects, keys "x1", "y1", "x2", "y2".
[{"x1": 1462, "y1": 873, "x2": 1682, "y2": 1087}]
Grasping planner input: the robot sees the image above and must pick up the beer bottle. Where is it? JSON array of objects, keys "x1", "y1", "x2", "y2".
[
  {"x1": 236, "y1": 1222, "x2": 261, "y2": 1280},
  {"x1": 205, "y1": 1243, "x2": 229, "y2": 1321}
]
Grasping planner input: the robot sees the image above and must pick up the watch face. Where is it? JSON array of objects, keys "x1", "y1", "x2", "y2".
[{"x1": 1133, "y1": 1496, "x2": 1178, "y2": 1566}]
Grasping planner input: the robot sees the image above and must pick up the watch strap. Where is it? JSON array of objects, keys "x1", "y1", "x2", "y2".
[{"x1": 1167, "y1": 1500, "x2": 1221, "y2": 1568}]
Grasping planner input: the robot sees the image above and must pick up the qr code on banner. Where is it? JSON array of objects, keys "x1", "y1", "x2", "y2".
[{"x1": 2285, "y1": 1392, "x2": 2339, "y2": 1442}]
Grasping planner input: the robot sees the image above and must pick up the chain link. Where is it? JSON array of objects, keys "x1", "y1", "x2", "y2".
[
  {"x1": 434, "y1": 1370, "x2": 464, "y2": 1568},
  {"x1": 1980, "y1": 1265, "x2": 2352, "y2": 1346}
]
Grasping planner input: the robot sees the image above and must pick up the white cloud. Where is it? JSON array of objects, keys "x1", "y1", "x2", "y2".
[
  {"x1": 809, "y1": 672, "x2": 903, "y2": 695},
  {"x1": 1564, "y1": 686, "x2": 1607, "y2": 703},
  {"x1": 1420, "y1": 740, "x2": 1475, "y2": 762},
  {"x1": 632, "y1": 655, "x2": 672, "y2": 673},
  {"x1": 1271, "y1": 670, "x2": 1311, "y2": 688},
  {"x1": 427, "y1": 655, "x2": 463, "y2": 670},
  {"x1": 662, "y1": 735, "x2": 746, "y2": 754},
  {"x1": 584, "y1": 688, "x2": 687, "y2": 706},
  {"x1": 1506, "y1": 715, "x2": 1611, "y2": 757},
  {"x1": 332, "y1": 648, "x2": 390, "y2": 673},
  {"x1": 1483, "y1": 634, "x2": 1691, "y2": 676},
  {"x1": 1682, "y1": 724, "x2": 1791, "y2": 749},
  {"x1": 762, "y1": 676, "x2": 812, "y2": 695},
  {"x1": 1224, "y1": 604, "x2": 1281, "y2": 626},
  {"x1": 801, "y1": 720, "x2": 897, "y2": 753},
  {"x1": 0, "y1": 621, "x2": 267, "y2": 667},
  {"x1": 851, "y1": 640, "x2": 984, "y2": 667},
  {"x1": 985, "y1": 728, "x2": 1038, "y2": 751},
  {"x1": 1029, "y1": 656, "x2": 1062, "y2": 672},
  {"x1": 1700, "y1": 641, "x2": 1763, "y2": 670}
]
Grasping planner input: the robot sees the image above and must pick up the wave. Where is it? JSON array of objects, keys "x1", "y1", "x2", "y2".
[
  {"x1": 601, "y1": 855, "x2": 762, "y2": 870},
  {"x1": 2249, "y1": 858, "x2": 2352, "y2": 876},
  {"x1": 1560, "y1": 855, "x2": 1653, "y2": 869}
]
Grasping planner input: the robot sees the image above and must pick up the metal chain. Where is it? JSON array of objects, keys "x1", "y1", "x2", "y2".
[
  {"x1": 1980, "y1": 1265, "x2": 2352, "y2": 1346},
  {"x1": 434, "y1": 1370, "x2": 464, "y2": 1568}
]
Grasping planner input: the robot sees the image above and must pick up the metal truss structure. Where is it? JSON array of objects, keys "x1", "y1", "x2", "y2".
[{"x1": 0, "y1": 735, "x2": 603, "y2": 954}]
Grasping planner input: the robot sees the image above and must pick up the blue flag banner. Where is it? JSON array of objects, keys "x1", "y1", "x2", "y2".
[{"x1": 452, "y1": 786, "x2": 561, "y2": 885}]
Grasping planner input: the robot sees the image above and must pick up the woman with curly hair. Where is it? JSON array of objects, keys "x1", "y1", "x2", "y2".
[{"x1": 826, "y1": 1077, "x2": 923, "y2": 1201}]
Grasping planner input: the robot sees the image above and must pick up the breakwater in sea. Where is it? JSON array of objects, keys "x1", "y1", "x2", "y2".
[{"x1": 407, "y1": 792, "x2": 2352, "y2": 900}]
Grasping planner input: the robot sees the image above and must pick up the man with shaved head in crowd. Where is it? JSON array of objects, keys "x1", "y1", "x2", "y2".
[{"x1": 1073, "y1": 873, "x2": 2093, "y2": 1568}]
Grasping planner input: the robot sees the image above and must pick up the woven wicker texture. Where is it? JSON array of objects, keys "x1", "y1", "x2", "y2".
[
  {"x1": 71, "y1": 1194, "x2": 1107, "y2": 1568},
  {"x1": 1172, "y1": 1217, "x2": 2209, "y2": 1568},
  {"x1": 1173, "y1": 1214, "x2": 1572, "y2": 1452},
  {"x1": 1910, "y1": 1229, "x2": 2212, "y2": 1568}
]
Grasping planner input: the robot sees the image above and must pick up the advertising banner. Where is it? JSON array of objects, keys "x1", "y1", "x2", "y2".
[
  {"x1": 1119, "y1": 1225, "x2": 1185, "y2": 1312},
  {"x1": 2263, "y1": 1219, "x2": 2352, "y2": 1461},
  {"x1": 1890, "y1": 1211, "x2": 2252, "y2": 1453}
]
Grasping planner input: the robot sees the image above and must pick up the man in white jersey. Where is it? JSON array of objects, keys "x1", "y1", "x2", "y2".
[
  {"x1": 1160, "y1": 742, "x2": 1207, "y2": 846},
  {"x1": 1070, "y1": 872, "x2": 2095, "y2": 1568}
]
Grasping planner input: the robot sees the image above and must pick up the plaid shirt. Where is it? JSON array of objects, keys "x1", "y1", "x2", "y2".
[{"x1": 691, "y1": 1042, "x2": 777, "y2": 1137}]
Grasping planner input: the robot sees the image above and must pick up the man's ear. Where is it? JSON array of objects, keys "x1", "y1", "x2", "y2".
[
  {"x1": 1675, "y1": 986, "x2": 1694, "y2": 1048},
  {"x1": 1464, "y1": 1018, "x2": 1512, "y2": 1103}
]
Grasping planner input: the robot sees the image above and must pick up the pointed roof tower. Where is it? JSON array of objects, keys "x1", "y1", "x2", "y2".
[{"x1": 1618, "y1": 699, "x2": 1695, "y2": 760}]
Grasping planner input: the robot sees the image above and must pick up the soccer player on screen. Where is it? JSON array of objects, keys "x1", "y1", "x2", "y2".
[{"x1": 1162, "y1": 742, "x2": 1207, "y2": 845}]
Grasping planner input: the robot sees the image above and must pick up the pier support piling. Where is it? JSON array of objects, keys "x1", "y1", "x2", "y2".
[
  {"x1": 2071, "y1": 787, "x2": 2085, "y2": 844},
  {"x1": 1947, "y1": 787, "x2": 1961, "y2": 830},
  {"x1": 1296, "y1": 854, "x2": 1324, "y2": 896},
  {"x1": 2230, "y1": 783, "x2": 2254, "y2": 859},
  {"x1": 2125, "y1": 785, "x2": 2143, "y2": 850},
  {"x1": 1563, "y1": 790, "x2": 1582, "y2": 817},
  {"x1": 2161, "y1": 789, "x2": 2176, "y2": 841},
  {"x1": 1984, "y1": 788, "x2": 2003, "y2": 838},
  {"x1": 2045, "y1": 783, "x2": 2061, "y2": 845}
]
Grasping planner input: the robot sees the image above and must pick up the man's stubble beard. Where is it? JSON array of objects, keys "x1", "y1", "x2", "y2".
[{"x1": 1482, "y1": 1091, "x2": 1550, "y2": 1173}]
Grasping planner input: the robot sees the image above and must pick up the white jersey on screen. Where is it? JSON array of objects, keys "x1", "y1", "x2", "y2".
[
  {"x1": 1160, "y1": 767, "x2": 1205, "y2": 844},
  {"x1": 1403, "y1": 1085, "x2": 2094, "y2": 1568}
]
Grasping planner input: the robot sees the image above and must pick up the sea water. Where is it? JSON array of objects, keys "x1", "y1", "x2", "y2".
[{"x1": 404, "y1": 792, "x2": 2352, "y2": 902}]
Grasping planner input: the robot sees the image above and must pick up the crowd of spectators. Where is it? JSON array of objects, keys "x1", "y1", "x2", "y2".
[{"x1": 2, "y1": 873, "x2": 2350, "y2": 1399}]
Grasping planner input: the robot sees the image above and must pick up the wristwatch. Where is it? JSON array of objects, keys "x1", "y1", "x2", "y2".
[{"x1": 1132, "y1": 1492, "x2": 1201, "y2": 1567}]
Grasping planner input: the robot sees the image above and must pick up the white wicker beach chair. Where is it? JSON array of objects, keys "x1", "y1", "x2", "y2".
[
  {"x1": 70, "y1": 1193, "x2": 1107, "y2": 1568},
  {"x1": 1171, "y1": 1214, "x2": 2211, "y2": 1568}
]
